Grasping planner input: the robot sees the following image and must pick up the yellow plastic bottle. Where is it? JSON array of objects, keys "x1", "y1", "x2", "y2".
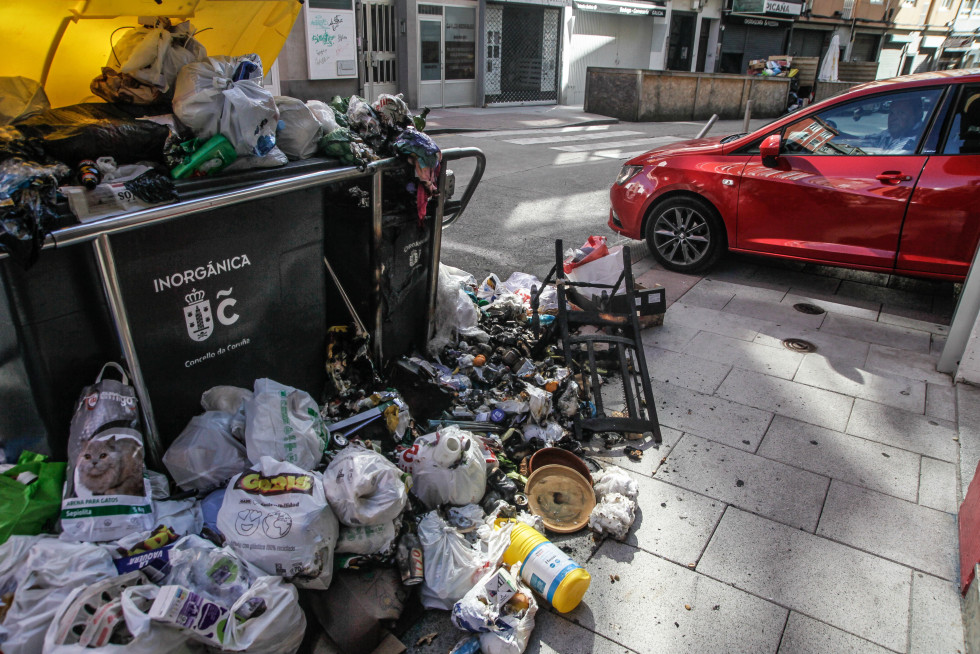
[{"x1": 499, "y1": 519, "x2": 591, "y2": 613}]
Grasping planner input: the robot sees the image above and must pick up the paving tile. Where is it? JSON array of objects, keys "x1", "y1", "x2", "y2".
[
  {"x1": 837, "y1": 280, "x2": 934, "y2": 312},
  {"x1": 758, "y1": 415, "x2": 920, "y2": 503},
  {"x1": 880, "y1": 303, "x2": 954, "y2": 327},
  {"x1": 528, "y1": 610, "x2": 639, "y2": 654},
  {"x1": 682, "y1": 331, "x2": 804, "y2": 380},
  {"x1": 846, "y1": 399, "x2": 958, "y2": 462},
  {"x1": 640, "y1": 321, "x2": 697, "y2": 353},
  {"x1": 622, "y1": 471, "x2": 725, "y2": 566},
  {"x1": 925, "y1": 383, "x2": 956, "y2": 422},
  {"x1": 877, "y1": 311, "x2": 950, "y2": 336},
  {"x1": 865, "y1": 344, "x2": 951, "y2": 386},
  {"x1": 716, "y1": 368, "x2": 854, "y2": 432},
  {"x1": 664, "y1": 302, "x2": 765, "y2": 342},
  {"x1": 645, "y1": 346, "x2": 732, "y2": 395},
  {"x1": 656, "y1": 434, "x2": 829, "y2": 531},
  {"x1": 723, "y1": 295, "x2": 827, "y2": 330},
  {"x1": 744, "y1": 265, "x2": 842, "y2": 295},
  {"x1": 918, "y1": 457, "x2": 958, "y2": 514},
  {"x1": 699, "y1": 508, "x2": 912, "y2": 651},
  {"x1": 820, "y1": 313, "x2": 932, "y2": 353},
  {"x1": 777, "y1": 612, "x2": 894, "y2": 654},
  {"x1": 781, "y1": 292, "x2": 880, "y2": 321},
  {"x1": 794, "y1": 355, "x2": 926, "y2": 413},
  {"x1": 568, "y1": 540, "x2": 786, "y2": 653},
  {"x1": 801, "y1": 263, "x2": 887, "y2": 285},
  {"x1": 909, "y1": 572, "x2": 966, "y2": 654},
  {"x1": 752, "y1": 324, "x2": 870, "y2": 365},
  {"x1": 635, "y1": 267, "x2": 701, "y2": 309},
  {"x1": 651, "y1": 379, "x2": 773, "y2": 451},
  {"x1": 584, "y1": 427, "x2": 683, "y2": 479},
  {"x1": 816, "y1": 480, "x2": 958, "y2": 580},
  {"x1": 675, "y1": 282, "x2": 735, "y2": 311}
]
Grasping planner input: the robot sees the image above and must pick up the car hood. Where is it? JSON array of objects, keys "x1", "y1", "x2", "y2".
[{"x1": 627, "y1": 136, "x2": 727, "y2": 164}]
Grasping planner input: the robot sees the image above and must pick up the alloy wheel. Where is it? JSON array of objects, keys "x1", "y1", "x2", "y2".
[{"x1": 652, "y1": 206, "x2": 711, "y2": 266}]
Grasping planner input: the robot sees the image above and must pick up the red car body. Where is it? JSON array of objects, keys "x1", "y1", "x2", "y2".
[{"x1": 609, "y1": 69, "x2": 980, "y2": 281}]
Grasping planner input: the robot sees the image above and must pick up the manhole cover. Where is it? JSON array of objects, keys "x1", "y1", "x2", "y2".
[
  {"x1": 793, "y1": 303, "x2": 826, "y2": 315},
  {"x1": 782, "y1": 338, "x2": 817, "y2": 353}
]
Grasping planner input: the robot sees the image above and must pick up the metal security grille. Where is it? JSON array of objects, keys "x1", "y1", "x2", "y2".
[
  {"x1": 360, "y1": 0, "x2": 398, "y2": 101},
  {"x1": 485, "y1": 3, "x2": 561, "y2": 104}
]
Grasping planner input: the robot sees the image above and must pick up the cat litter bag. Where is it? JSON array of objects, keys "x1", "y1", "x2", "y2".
[
  {"x1": 217, "y1": 457, "x2": 339, "y2": 590},
  {"x1": 61, "y1": 363, "x2": 154, "y2": 543},
  {"x1": 244, "y1": 378, "x2": 329, "y2": 470}
]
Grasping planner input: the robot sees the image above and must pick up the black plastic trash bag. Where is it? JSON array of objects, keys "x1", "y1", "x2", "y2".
[{"x1": 0, "y1": 158, "x2": 70, "y2": 268}]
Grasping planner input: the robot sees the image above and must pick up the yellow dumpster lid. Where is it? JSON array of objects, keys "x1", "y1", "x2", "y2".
[{"x1": 0, "y1": 1, "x2": 303, "y2": 109}]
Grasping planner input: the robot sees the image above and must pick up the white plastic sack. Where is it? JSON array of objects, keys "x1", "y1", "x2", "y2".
[
  {"x1": 589, "y1": 492, "x2": 636, "y2": 541},
  {"x1": 323, "y1": 446, "x2": 407, "y2": 526},
  {"x1": 429, "y1": 265, "x2": 486, "y2": 355},
  {"x1": 217, "y1": 457, "x2": 339, "y2": 590},
  {"x1": 164, "y1": 412, "x2": 249, "y2": 492},
  {"x1": 172, "y1": 54, "x2": 279, "y2": 157},
  {"x1": 306, "y1": 100, "x2": 340, "y2": 134},
  {"x1": 200, "y1": 386, "x2": 253, "y2": 415},
  {"x1": 566, "y1": 246, "x2": 625, "y2": 289},
  {"x1": 220, "y1": 575, "x2": 306, "y2": 654},
  {"x1": 593, "y1": 466, "x2": 638, "y2": 501},
  {"x1": 522, "y1": 422, "x2": 564, "y2": 447},
  {"x1": 452, "y1": 566, "x2": 538, "y2": 654},
  {"x1": 1, "y1": 539, "x2": 117, "y2": 654},
  {"x1": 275, "y1": 96, "x2": 321, "y2": 160},
  {"x1": 401, "y1": 426, "x2": 487, "y2": 509},
  {"x1": 418, "y1": 512, "x2": 489, "y2": 610},
  {"x1": 335, "y1": 522, "x2": 398, "y2": 555},
  {"x1": 244, "y1": 379, "x2": 328, "y2": 470}
]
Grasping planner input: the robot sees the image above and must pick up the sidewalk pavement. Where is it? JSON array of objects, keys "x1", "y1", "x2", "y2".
[{"x1": 397, "y1": 250, "x2": 973, "y2": 653}]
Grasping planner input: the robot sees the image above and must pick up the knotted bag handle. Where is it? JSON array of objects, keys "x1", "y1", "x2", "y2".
[{"x1": 95, "y1": 362, "x2": 130, "y2": 386}]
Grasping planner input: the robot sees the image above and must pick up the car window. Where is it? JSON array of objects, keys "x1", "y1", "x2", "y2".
[
  {"x1": 942, "y1": 86, "x2": 980, "y2": 154},
  {"x1": 781, "y1": 88, "x2": 943, "y2": 156}
]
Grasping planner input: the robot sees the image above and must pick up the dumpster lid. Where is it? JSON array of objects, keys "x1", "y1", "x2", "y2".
[{"x1": 0, "y1": 0, "x2": 302, "y2": 109}]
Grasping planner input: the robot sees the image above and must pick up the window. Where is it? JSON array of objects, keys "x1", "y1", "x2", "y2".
[
  {"x1": 781, "y1": 88, "x2": 943, "y2": 155},
  {"x1": 941, "y1": 0, "x2": 953, "y2": 10},
  {"x1": 942, "y1": 87, "x2": 980, "y2": 154},
  {"x1": 445, "y1": 6, "x2": 476, "y2": 80}
]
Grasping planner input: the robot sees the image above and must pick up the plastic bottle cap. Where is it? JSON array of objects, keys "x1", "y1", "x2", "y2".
[{"x1": 490, "y1": 408, "x2": 506, "y2": 423}]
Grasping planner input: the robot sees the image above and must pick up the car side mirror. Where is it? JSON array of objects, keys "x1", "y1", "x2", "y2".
[{"x1": 760, "y1": 134, "x2": 781, "y2": 167}]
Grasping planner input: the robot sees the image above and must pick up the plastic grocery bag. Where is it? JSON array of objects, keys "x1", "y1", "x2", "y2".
[
  {"x1": 566, "y1": 245, "x2": 626, "y2": 289},
  {"x1": 418, "y1": 512, "x2": 490, "y2": 610},
  {"x1": 335, "y1": 522, "x2": 398, "y2": 556},
  {"x1": 429, "y1": 265, "x2": 488, "y2": 355},
  {"x1": 220, "y1": 575, "x2": 306, "y2": 654},
  {"x1": 452, "y1": 566, "x2": 538, "y2": 654},
  {"x1": 0, "y1": 451, "x2": 66, "y2": 544},
  {"x1": 163, "y1": 412, "x2": 249, "y2": 493},
  {"x1": 172, "y1": 54, "x2": 279, "y2": 157},
  {"x1": 61, "y1": 363, "x2": 154, "y2": 543},
  {"x1": 244, "y1": 379, "x2": 329, "y2": 470},
  {"x1": 0, "y1": 538, "x2": 117, "y2": 654},
  {"x1": 306, "y1": 100, "x2": 340, "y2": 134},
  {"x1": 399, "y1": 426, "x2": 487, "y2": 509},
  {"x1": 324, "y1": 446, "x2": 407, "y2": 527},
  {"x1": 562, "y1": 235, "x2": 609, "y2": 274},
  {"x1": 275, "y1": 96, "x2": 321, "y2": 160},
  {"x1": 217, "y1": 457, "x2": 339, "y2": 590}
]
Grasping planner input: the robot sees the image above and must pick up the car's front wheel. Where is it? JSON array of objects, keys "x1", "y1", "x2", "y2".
[{"x1": 644, "y1": 196, "x2": 724, "y2": 273}]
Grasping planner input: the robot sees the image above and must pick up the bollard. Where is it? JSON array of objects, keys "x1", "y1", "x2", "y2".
[
  {"x1": 742, "y1": 100, "x2": 753, "y2": 134},
  {"x1": 696, "y1": 114, "x2": 719, "y2": 139}
]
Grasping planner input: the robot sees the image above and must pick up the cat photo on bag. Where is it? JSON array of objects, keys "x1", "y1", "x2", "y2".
[{"x1": 73, "y1": 429, "x2": 145, "y2": 497}]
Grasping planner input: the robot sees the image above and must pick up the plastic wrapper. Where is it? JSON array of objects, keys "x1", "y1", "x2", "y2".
[
  {"x1": 429, "y1": 265, "x2": 488, "y2": 356},
  {"x1": 172, "y1": 54, "x2": 279, "y2": 157},
  {"x1": 275, "y1": 96, "x2": 321, "y2": 160},
  {"x1": 164, "y1": 412, "x2": 249, "y2": 493},
  {"x1": 14, "y1": 104, "x2": 172, "y2": 165},
  {"x1": 346, "y1": 95, "x2": 384, "y2": 148},
  {"x1": 521, "y1": 422, "x2": 564, "y2": 447},
  {"x1": 61, "y1": 363, "x2": 154, "y2": 543},
  {"x1": 589, "y1": 492, "x2": 636, "y2": 541},
  {"x1": 562, "y1": 235, "x2": 609, "y2": 274},
  {"x1": 593, "y1": 466, "x2": 639, "y2": 501},
  {"x1": 166, "y1": 535, "x2": 256, "y2": 606},
  {"x1": 557, "y1": 381, "x2": 580, "y2": 417},
  {"x1": 523, "y1": 383, "x2": 553, "y2": 424},
  {"x1": 244, "y1": 378, "x2": 328, "y2": 470},
  {"x1": 0, "y1": 77, "x2": 49, "y2": 125},
  {"x1": 398, "y1": 426, "x2": 488, "y2": 509},
  {"x1": 323, "y1": 446, "x2": 408, "y2": 527},
  {"x1": 306, "y1": 100, "x2": 339, "y2": 134},
  {"x1": 418, "y1": 512, "x2": 490, "y2": 610},
  {"x1": 152, "y1": 498, "x2": 203, "y2": 538},
  {"x1": 0, "y1": 538, "x2": 117, "y2": 654},
  {"x1": 452, "y1": 566, "x2": 538, "y2": 654},
  {"x1": 222, "y1": 146, "x2": 287, "y2": 173},
  {"x1": 217, "y1": 457, "x2": 339, "y2": 590},
  {"x1": 318, "y1": 127, "x2": 377, "y2": 167},
  {"x1": 372, "y1": 93, "x2": 413, "y2": 129},
  {"x1": 0, "y1": 157, "x2": 70, "y2": 268}
]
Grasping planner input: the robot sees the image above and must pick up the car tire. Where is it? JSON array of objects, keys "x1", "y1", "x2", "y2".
[{"x1": 644, "y1": 196, "x2": 725, "y2": 274}]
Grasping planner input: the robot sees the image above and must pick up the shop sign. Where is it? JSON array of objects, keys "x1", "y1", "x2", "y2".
[
  {"x1": 574, "y1": 0, "x2": 666, "y2": 15},
  {"x1": 764, "y1": 0, "x2": 802, "y2": 14}
]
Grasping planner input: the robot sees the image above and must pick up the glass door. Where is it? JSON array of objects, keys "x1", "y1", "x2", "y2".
[{"x1": 419, "y1": 15, "x2": 444, "y2": 107}]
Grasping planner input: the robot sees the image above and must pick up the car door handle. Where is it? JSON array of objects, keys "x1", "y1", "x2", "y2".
[{"x1": 876, "y1": 171, "x2": 913, "y2": 185}]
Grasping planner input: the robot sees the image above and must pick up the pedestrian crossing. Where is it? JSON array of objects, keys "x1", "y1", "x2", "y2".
[{"x1": 462, "y1": 124, "x2": 687, "y2": 163}]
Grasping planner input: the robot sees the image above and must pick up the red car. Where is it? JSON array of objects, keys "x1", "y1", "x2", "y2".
[{"x1": 609, "y1": 69, "x2": 980, "y2": 280}]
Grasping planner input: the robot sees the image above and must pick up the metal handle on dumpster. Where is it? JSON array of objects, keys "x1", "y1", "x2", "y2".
[{"x1": 440, "y1": 147, "x2": 486, "y2": 229}]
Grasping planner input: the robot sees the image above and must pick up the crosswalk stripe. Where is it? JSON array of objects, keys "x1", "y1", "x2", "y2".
[
  {"x1": 461, "y1": 125, "x2": 615, "y2": 139},
  {"x1": 504, "y1": 130, "x2": 644, "y2": 145},
  {"x1": 551, "y1": 136, "x2": 684, "y2": 152}
]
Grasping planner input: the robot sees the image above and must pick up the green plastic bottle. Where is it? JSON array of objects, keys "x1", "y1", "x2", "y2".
[{"x1": 171, "y1": 134, "x2": 237, "y2": 179}]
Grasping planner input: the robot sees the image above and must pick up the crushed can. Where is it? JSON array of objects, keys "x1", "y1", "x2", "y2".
[{"x1": 396, "y1": 532, "x2": 424, "y2": 585}]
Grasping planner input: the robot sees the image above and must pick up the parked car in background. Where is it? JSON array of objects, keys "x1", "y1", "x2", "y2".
[{"x1": 608, "y1": 69, "x2": 980, "y2": 281}]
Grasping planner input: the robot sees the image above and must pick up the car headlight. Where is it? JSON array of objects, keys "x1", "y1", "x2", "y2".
[{"x1": 615, "y1": 164, "x2": 643, "y2": 186}]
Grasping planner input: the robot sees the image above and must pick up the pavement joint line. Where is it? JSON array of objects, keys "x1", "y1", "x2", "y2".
[{"x1": 773, "y1": 610, "x2": 792, "y2": 653}]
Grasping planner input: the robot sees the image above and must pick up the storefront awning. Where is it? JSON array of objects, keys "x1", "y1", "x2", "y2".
[{"x1": 574, "y1": 0, "x2": 666, "y2": 17}]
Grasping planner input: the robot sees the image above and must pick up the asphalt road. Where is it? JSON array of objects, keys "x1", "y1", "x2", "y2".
[{"x1": 433, "y1": 117, "x2": 772, "y2": 282}]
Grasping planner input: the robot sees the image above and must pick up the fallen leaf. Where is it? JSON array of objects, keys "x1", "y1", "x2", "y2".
[{"x1": 415, "y1": 632, "x2": 438, "y2": 647}]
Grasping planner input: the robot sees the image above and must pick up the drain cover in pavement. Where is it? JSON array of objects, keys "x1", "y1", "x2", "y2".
[
  {"x1": 782, "y1": 338, "x2": 817, "y2": 353},
  {"x1": 793, "y1": 303, "x2": 826, "y2": 315}
]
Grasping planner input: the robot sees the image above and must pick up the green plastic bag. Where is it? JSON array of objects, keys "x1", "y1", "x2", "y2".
[{"x1": 0, "y1": 451, "x2": 67, "y2": 544}]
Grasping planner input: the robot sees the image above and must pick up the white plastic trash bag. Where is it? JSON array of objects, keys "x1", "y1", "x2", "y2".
[
  {"x1": 323, "y1": 446, "x2": 408, "y2": 526},
  {"x1": 217, "y1": 457, "x2": 339, "y2": 590},
  {"x1": 164, "y1": 411, "x2": 249, "y2": 492},
  {"x1": 220, "y1": 575, "x2": 306, "y2": 654},
  {"x1": 399, "y1": 426, "x2": 487, "y2": 508},
  {"x1": 172, "y1": 54, "x2": 279, "y2": 157},
  {"x1": 429, "y1": 265, "x2": 487, "y2": 355},
  {"x1": 306, "y1": 100, "x2": 340, "y2": 134},
  {"x1": 200, "y1": 385, "x2": 252, "y2": 415},
  {"x1": 452, "y1": 566, "x2": 538, "y2": 654},
  {"x1": 275, "y1": 96, "x2": 321, "y2": 160},
  {"x1": 244, "y1": 379, "x2": 328, "y2": 470},
  {"x1": 418, "y1": 512, "x2": 489, "y2": 610}
]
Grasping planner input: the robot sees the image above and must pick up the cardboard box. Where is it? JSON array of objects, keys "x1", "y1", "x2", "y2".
[
  {"x1": 484, "y1": 568, "x2": 519, "y2": 607},
  {"x1": 149, "y1": 585, "x2": 229, "y2": 645}
]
